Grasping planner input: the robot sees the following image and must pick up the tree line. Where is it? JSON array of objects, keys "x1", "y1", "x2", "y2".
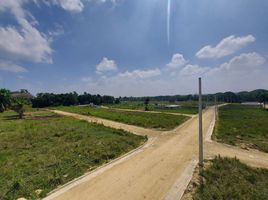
[
  {"x1": 122, "y1": 89, "x2": 268, "y2": 104},
  {"x1": 1, "y1": 88, "x2": 267, "y2": 112},
  {"x1": 31, "y1": 92, "x2": 115, "y2": 108}
]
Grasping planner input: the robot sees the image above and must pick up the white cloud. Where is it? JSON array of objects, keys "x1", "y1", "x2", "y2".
[
  {"x1": 196, "y1": 35, "x2": 256, "y2": 59},
  {"x1": 202, "y1": 52, "x2": 267, "y2": 93},
  {"x1": 76, "y1": 52, "x2": 267, "y2": 96},
  {"x1": 81, "y1": 76, "x2": 93, "y2": 82},
  {"x1": 0, "y1": 60, "x2": 27, "y2": 73},
  {"x1": 119, "y1": 68, "x2": 161, "y2": 79},
  {"x1": 46, "y1": 0, "x2": 84, "y2": 12},
  {"x1": 180, "y1": 64, "x2": 209, "y2": 76},
  {"x1": 166, "y1": 53, "x2": 187, "y2": 69},
  {"x1": 96, "y1": 57, "x2": 118, "y2": 74},
  {"x1": 34, "y1": 0, "x2": 84, "y2": 12},
  {"x1": 90, "y1": 0, "x2": 118, "y2": 4},
  {"x1": 57, "y1": 0, "x2": 84, "y2": 12},
  {"x1": 48, "y1": 24, "x2": 65, "y2": 38},
  {"x1": 0, "y1": 25, "x2": 53, "y2": 63},
  {"x1": 0, "y1": 0, "x2": 53, "y2": 67},
  {"x1": 219, "y1": 52, "x2": 265, "y2": 71},
  {"x1": 37, "y1": 0, "x2": 118, "y2": 12}
]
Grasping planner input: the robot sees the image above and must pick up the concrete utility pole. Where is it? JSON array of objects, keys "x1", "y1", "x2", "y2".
[
  {"x1": 214, "y1": 95, "x2": 217, "y2": 120},
  {"x1": 198, "y1": 77, "x2": 203, "y2": 167}
]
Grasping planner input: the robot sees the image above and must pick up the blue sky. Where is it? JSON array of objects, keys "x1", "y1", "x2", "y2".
[{"x1": 0, "y1": 0, "x2": 268, "y2": 96}]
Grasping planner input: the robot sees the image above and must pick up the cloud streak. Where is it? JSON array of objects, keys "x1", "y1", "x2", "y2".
[
  {"x1": 167, "y1": 0, "x2": 171, "y2": 45},
  {"x1": 196, "y1": 35, "x2": 256, "y2": 59},
  {"x1": 119, "y1": 68, "x2": 161, "y2": 79},
  {"x1": 0, "y1": 60, "x2": 27, "y2": 73}
]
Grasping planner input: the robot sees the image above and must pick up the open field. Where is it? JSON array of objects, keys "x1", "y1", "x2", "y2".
[
  {"x1": 214, "y1": 104, "x2": 268, "y2": 152},
  {"x1": 107, "y1": 101, "x2": 199, "y2": 114},
  {"x1": 191, "y1": 156, "x2": 268, "y2": 200},
  {"x1": 44, "y1": 106, "x2": 268, "y2": 200},
  {"x1": 44, "y1": 106, "x2": 215, "y2": 200},
  {"x1": 0, "y1": 110, "x2": 146, "y2": 200},
  {"x1": 108, "y1": 101, "x2": 155, "y2": 110},
  {"x1": 54, "y1": 106, "x2": 190, "y2": 130}
]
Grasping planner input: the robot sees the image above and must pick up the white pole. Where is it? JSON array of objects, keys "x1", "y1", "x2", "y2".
[
  {"x1": 215, "y1": 95, "x2": 217, "y2": 119},
  {"x1": 198, "y1": 77, "x2": 203, "y2": 167}
]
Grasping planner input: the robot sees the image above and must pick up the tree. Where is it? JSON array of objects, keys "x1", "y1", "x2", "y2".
[
  {"x1": 256, "y1": 92, "x2": 266, "y2": 109},
  {"x1": 144, "y1": 97, "x2": 150, "y2": 111},
  {"x1": 0, "y1": 89, "x2": 11, "y2": 112},
  {"x1": 11, "y1": 98, "x2": 26, "y2": 119},
  {"x1": 260, "y1": 93, "x2": 267, "y2": 109},
  {"x1": 104, "y1": 95, "x2": 115, "y2": 104},
  {"x1": 264, "y1": 94, "x2": 266, "y2": 109},
  {"x1": 0, "y1": 103, "x2": 5, "y2": 113},
  {"x1": 115, "y1": 98, "x2": 120, "y2": 104}
]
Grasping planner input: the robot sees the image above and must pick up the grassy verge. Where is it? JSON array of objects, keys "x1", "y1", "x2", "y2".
[
  {"x1": 214, "y1": 104, "x2": 268, "y2": 152},
  {"x1": 107, "y1": 101, "x2": 154, "y2": 110},
  {"x1": 107, "y1": 101, "x2": 198, "y2": 114},
  {"x1": 54, "y1": 106, "x2": 190, "y2": 130},
  {"x1": 192, "y1": 156, "x2": 268, "y2": 200},
  {"x1": 154, "y1": 107, "x2": 198, "y2": 115},
  {"x1": 0, "y1": 110, "x2": 146, "y2": 200}
]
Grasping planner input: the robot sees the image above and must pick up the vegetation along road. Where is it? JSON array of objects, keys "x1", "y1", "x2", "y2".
[
  {"x1": 45, "y1": 107, "x2": 268, "y2": 200},
  {"x1": 0, "y1": 110, "x2": 146, "y2": 199},
  {"x1": 54, "y1": 106, "x2": 190, "y2": 131},
  {"x1": 213, "y1": 104, "x2": 268, "y2": 152}
]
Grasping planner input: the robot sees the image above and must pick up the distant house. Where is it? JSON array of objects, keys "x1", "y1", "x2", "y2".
[
  {"x1": 155, "y1": 104, "x2": 181, "y2": 109},
  {"x1": 164, "y1": 105, "x2": 181, "y2": 109},
  {"x1": 241, "y1": 102, "x2": 263, "y2": 106},
  {"x1": 77, "y1": 103, "x2": 97, "y2": 107},
  {"x1": 11, "y1": 90, "x2": 34, "y2": 100}
]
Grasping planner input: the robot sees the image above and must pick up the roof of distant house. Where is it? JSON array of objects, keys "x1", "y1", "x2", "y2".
[
  {"x1": 164, "y1": 105, "x2": 181, "y2": 108},
  {"x1": 241, "y1": 102, "x2": 262, "y2": 106}
]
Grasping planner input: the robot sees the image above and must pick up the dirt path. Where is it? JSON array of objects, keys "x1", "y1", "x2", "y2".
[
  {"x1": 46, "y1": 109, "x2": 212, "y2": 200},
  {"x1": 206, "y1": 142, "x2": 268, "y2": 169},
  {"x1": 52, "y1": 110, "x2": 160, "y2": 138},
  {"x1": 204, "y1": 106, "x2": 268, "y2": 169},
  {"x1": 46, "y1": 107, "x2": 268, "y2": 200},
  {"x1": 101, "y1": 106, "x2": 195, "y2": 117}
]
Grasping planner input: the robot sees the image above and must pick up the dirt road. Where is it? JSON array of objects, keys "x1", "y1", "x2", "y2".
[
  {"x1": 206, "y1": 142, "x2": 268, "y2": 169},
  {"x1": 100, "y1": 107, "x2": 195, "y2": 118},
  {"x1": 52, "y1": 110, "x2": 160, "y2": 138},
  {"x1": 46, "y1": 107, "x2": 268, "y2": 200},
  {"x1": 46, "y1": 108, "x2": 212, "y2": 200}
]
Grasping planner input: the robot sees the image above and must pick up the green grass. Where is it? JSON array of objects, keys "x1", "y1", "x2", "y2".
[
  {"x1": 0, "y1": 110, "x2": 146, "y2": 200},
  {"x1": 193, "y1": 156, "x2": 268, "y2": 200},
  {"x1": 214, "y1": 104, "x2": 268, "y2": 152},
  {"x1": 107, "y1": 101, "x2": 155, "y2": 110},
  {"x1": 107, "y1": 101, "x2": 198, "y2": 114},
  {"x1": 155, "y1": 107, "x2": 198, "y2": 115},
  {"x1": 54, "y1": 106, "x2": 190, "y2": 130}
]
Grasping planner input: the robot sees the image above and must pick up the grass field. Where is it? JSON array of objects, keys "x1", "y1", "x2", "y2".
[
  {"x1": 155, "y1": 107, "x2": 198, "y2": 115},
  {"x1": 108, "y1": 101, "x2": 155, "y2": 110},
  {"x1": 107, "y1": 101, "x2": 199, "y2": 114},
  {"x1": 193, "y1": 156, "x2": 268, "y2": 200},
  {"x1": 0, "y1": 110, "x2": 146, "y2": 200},
  {"x1": 55, "y1": 106, "x2": 190, "y2": 130},
  {"x1": 214, "y1": 104, "x2": 268, "y2": 152}
]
